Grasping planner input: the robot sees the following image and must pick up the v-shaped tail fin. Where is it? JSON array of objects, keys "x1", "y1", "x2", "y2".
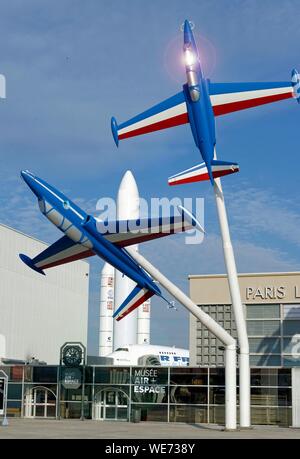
[
  {"x1": 113, "y1": 285, "x2": 155, "y2": 321},
  {"x1": 168, "y1": 160, "x2": 239, "y2": 186}
]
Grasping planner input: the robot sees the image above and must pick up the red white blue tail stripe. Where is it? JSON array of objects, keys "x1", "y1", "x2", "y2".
[
  {"x1": 113, "y1": 285, "x2": 154, "y2": 321},
  {"x1": 168, "y1": 161, "x2": 239, "y2": 186}
]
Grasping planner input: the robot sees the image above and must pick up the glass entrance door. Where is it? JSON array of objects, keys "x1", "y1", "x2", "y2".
[
  {"x1": 24, "y1": 387, "x2": 56, "y2": 418},
  {"x1": 94, "y1": 389, "x2": 128, "y2": 421}
]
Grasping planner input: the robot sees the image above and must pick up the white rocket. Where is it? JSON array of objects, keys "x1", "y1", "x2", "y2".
[{"x1": 98, "y1": 171, "x2": 150, "y2": 356}]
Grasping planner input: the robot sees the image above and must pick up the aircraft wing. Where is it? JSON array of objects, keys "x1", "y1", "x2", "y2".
[
  {"x1": 112, "y1": 81, "x2": 296, "y2": 144},
  {"x1": 101, "y1": 206, "x2": 204, "y2": 247},
  {"x1": 209, "y1": 81, "x2": 294, "y2": 116},
  {"x1": 111, "y1": 91, "x2": 188, "y2": 144},
  {"x1": 19, "y1": 235, "x2": 94, "y2": 274},
  {"x1": 19, "y1": 207, "x2": 203, "y2": 273}
]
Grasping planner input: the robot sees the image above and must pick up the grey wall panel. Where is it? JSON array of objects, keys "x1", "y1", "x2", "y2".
[{"x1": 0, "y1": 224, "x2": 89, "y2": 364}]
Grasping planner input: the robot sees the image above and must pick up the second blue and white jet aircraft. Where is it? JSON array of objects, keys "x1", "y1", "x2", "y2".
[
  {"x1": 111, "y1": 20, "x2": 300, "y2": 185},
  {"x1": 19, "y1": 171, "x2": 203, "y2": 321}
]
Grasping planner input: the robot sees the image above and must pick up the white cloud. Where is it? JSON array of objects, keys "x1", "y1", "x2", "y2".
[{"x1": 227, "y1": 185, "x2": 300, "y2": 248}]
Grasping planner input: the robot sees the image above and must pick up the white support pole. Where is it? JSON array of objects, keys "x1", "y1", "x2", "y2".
[
  {"x1": 213, "y1": 149, "x2": 251, "y2": 429},
  {"x1": 127, "y1": 247, "x2": 237, "y2": 431}
]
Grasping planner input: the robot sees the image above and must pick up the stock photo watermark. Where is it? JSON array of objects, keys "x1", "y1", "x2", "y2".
[
  {"x1": 95, "y1": 196, "x2": 205, "y2": 245},
  {"x1": 0, "y1": 74, "x2": 6, "y2": 99}
]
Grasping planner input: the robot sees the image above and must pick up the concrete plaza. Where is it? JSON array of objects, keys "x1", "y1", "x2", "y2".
[{"x1": 0, "y1": 419, "x2": 299, "y2": 439}]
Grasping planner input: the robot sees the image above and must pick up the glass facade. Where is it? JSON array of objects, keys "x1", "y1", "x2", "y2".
[
  {"x1": 195, "y1": 303, "x2": 300, "y2": 367},
  {"x1": 0, "y1": 365, "x2": 292, "y2": 427}
]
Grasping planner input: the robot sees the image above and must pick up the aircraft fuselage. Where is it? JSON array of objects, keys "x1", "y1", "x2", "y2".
[{"x1": 20, "y1": 171, "x2": 159, "y2": 294}]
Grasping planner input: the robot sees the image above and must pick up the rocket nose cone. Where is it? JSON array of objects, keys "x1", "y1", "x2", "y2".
[
  {"x1": 122, "y1": 170, "x2": 135, "y2": 183},
  {"x1": 117, "y1": 170, "x2": 140, "y2": 220},
  {"x1": 118, "y1": 170, "x2": 139, "y2": 195}
]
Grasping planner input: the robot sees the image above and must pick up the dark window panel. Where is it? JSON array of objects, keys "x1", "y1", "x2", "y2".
[
  {"x1": 283, "y1": 320, "x2": 300, "y2": 336},
  {"x1": 170, "y1": 386, "x2": 208, "y2": 405},
  {"x1": 94, "y1": 367, "x2": 130, "y2": 384},
  {"x1": 33, "y1": 366, "x2": 58, "y2": 383},
  {"x1": 169, "y1": 405, "x2": 207, "y2": 423},
  {"x1": 170, "y1": 368, "x2": 208, "y2": 386},
  {"x1": 131, "y1": 404, "x2": 168, "y2": 422},
  {"x1": 7, "y1": 384, "x2": 23, "y2": 400},
  {"x1": 209, "y1": 368, "x2": 225, "y2": 386}
]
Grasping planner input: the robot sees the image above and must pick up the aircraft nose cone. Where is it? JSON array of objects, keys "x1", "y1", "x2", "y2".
[
  {"x1": 21, "y1": 170, "x2": 34, "y2": 184},
  {"x1": 183, "y1": 19, "x2": 193, "y2": 44},
  {"x1": 20, "y1": 170, "x2": 39, "y2": 195}
]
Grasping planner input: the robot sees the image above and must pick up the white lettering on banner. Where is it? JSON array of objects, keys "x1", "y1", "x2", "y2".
[
  {"x1": 133, "y1": 368, "x2": 166, "y2": 394},
  {"x1": 134, "y1": 369, "x2": 157, "y2": 378},
  {"x1": 134, "y1": 385, "x2": 166, "y2": 394}
]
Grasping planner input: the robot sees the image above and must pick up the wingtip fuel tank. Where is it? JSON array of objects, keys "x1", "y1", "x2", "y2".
[{"x1": 292, "y1": 68, "x2": 300, "y2": 103}]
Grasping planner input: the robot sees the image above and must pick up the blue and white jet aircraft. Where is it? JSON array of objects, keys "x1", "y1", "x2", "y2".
[
  {"x1": 19, "y1": 170, "x2": 203, "y2": 321},
  {"x1": 111, "y1": 20, "x2": 300, "y2": 185}
]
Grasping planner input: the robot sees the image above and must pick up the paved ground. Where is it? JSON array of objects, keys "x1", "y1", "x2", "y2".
[{"x1": 0, "y1": 419, "x2": 299, "y2": 439}]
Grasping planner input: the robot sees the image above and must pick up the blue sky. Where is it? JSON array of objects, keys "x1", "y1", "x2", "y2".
[{"x1": 1, "y1": 0, "x2": 300, "y2": 353}]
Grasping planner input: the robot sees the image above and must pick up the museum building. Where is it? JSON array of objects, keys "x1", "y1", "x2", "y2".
[
  {"x1": 0, "y1": 352, "x2": 296, "y2": 427},
  {"x1": 1, "y1": 271, "x2": 300, "y2": 427},
  {"x1": 189, "y1": 271, "x2": 300, "y2": 427}
]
